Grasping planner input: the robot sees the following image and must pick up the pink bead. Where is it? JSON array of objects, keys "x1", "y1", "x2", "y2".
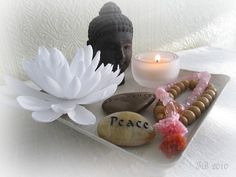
[
  {"x1": 164, "y1": 101, "x2": 185, "y2": 117},
  {"x1": 183, "y1": 71, "x2": 211, "y2": 106},
  {"x1": 155, "y1": 88, "x2": 166, "y2": 98},
  {"x1": 164, "y1": 101, "x2": 176, "y2": 117},
  {"x1": 155, "y1": 88, "x2": 173, "y2": 106},
  {"x1": 163, "y1": 97, "x2": 172, "y2": 105},
  {"x1": 173, "y1": 101, "x2": 185, "y2": 114}
]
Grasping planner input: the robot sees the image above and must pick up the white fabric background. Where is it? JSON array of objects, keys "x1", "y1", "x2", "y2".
[{"x1": 0, "y1": 0, "x2": 236, "y2": 83}]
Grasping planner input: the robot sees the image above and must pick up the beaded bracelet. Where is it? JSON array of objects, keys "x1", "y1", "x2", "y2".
[
  {"x1": 153, "y1": 72, "x2": 217, "y2": 157},
  {"x1": 154, "y1": 76, "x2": 217, "y2": 126}
]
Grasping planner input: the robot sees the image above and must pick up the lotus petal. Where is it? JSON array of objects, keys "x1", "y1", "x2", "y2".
[
  {"x1": 51, "y1": 101, "x2": 76, "y2": 114},
  {"x1": 64, "y1": 77, "x2": 81, "y2": 99},
  {"x1": 50, "y1": 48, "x2": 68, "y2": 68},
  {"x1": 113, "y1": 65, "x2": 120, "y2": 78},
  {"x1": 95, "y1": 71, "x2": 123, "y2": 91},
  {"x1": 17, "y1": 96, "x2": 52, "y2": 111},
  {"x1": 99, "y1": 64, "x2": 114, "y2": 79},
  {"x1": 23, "y1": 70, "x2": 62, "y2": 99},
  {"x1": 93, "y1": 65, "x2": 113, "y2": 90},
  {"x1": 77, "y1": 72, "x2": 101, "y2": 98},
  {"x1": 112, "y1": 72, "x2": 125, "y2": 85},
  {"x1": 70, "y1": 48, "x2": 85, "y2": 77},
  {"x1": 105, "y1": 63, "x2": 113, "y2": 73},
  {"x1": 74, "y1": 60, "x2": 85, "y2": 79},
  {"x1": 26, "y1": 82, "x2": 41, "y2": 91},
  {"x1": 96, "y1": 63, "x2": 104, "y2": 73},
  {"x1": 4, "y1": 75, "x2": 59, "y2": 102},
  {"x1": 77, "y1": 84, "x2": 117, "y2": 104},
  {"x1": 37, "y1": 60, "x2": 54, "y2": 80},
  {"x1": 42, "y1": 76, "x2": 62, "y2": 98},
  {"x1": 37, "y1": 47, "x2": 50, "y2": 63},
  {"x1": 56, "y1": 64, "x2": 73, "y2": 86},
  {"x1": 83, "y1": 45, "x2": 93, "y2": 68},
  {"x1": 68, "y1": 105, "x2": 96, "y2": 125},
  {"x1": 79, "y1": 66, "x2": 95, "y2": 83},
  {"x1": 32, "y1": 109, "x2": 62, "y2": 122},
  {"x1": 23, "y1": 61, "x2": 52, "y2": 92},
  {"x1": 89, "y1": 51, "x2": 100, "y2": 71}
]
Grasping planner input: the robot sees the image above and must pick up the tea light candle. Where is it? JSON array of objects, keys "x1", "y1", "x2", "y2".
[{"x1": 131, "y1": 51, "x2": 180, "y2": 88}]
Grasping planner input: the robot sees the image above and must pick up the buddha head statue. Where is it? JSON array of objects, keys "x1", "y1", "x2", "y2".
[{"x1": 87, "y1": 2, "x2": 133, "y2": 84}]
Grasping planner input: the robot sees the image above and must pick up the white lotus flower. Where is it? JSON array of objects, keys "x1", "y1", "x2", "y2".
[{"x1": 5, "y1": 45, "x2": 124, "y2": 125}]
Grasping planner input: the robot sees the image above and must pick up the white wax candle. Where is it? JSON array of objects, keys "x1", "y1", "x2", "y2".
[{"x1": 131, "y1": 51, "x2": 180, "y2": 88}]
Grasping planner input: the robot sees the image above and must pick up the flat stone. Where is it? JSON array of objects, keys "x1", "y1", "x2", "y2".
[
  {"x1": 97, "y1": 111, "x2": 156, "y2": 147},
  {"x1": 102, "y1": 92, "x2": 155, "y2": 114}
]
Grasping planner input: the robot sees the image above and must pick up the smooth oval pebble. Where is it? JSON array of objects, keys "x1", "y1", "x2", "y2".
[
  {"x1": 97, "y1": 112, "x2": 156, "y2": 147},
  {"x1": 102, "y1": 92, "x2": 155, "y2": 114}
]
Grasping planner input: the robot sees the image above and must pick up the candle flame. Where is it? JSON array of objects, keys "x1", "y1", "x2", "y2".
[{"x1": 155, "y1": 54, "x2": 161, "y2": 63}]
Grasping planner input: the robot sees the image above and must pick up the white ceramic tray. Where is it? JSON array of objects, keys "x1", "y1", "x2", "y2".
[{"x1": 58, "y1": 68, "x2": 230, "y2": 165}]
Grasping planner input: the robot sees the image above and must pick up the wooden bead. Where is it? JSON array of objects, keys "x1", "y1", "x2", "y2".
[
  {"x1": 181, "y1": 80, "x2": 190, "y2": 88},
  {"x1": 207, "y1": 83, "x2": 217, "y2": 92},
  {"x1": 156, "y1": 100, "x2": 163, "y2": 106},
  {"x1": 192, "y1": 101, "x2": 206, "y2": 112},
  {"x1": 169, "y1": 93, "x2": 175, "y2": 99},
  {"x1": 176, "y1": 82, "x2": 185, "y2": 91},
  {"x1": 182, "y1": 110, "x2": 196, "y2": 125},
  {"x1": 156, "y1": 101, "x2": 164, "y2": 106},
  {"x1": 204, "y1": 89, "x2": 216, "y2": 98},
  {"x1": 179, "y1": 115, "x2": 188, "y2": 126},
  {"x1": 197, "y1": 97, "x2": 210, "y2": 107},
  {"x1": 171, "y1": 85, "x2": 181, "y2": 94},
  {"x1": 202, "y1": 93, "x2": 213, "y2": 102},
  {"x1": 155, "y1": 113, "x2": 165, "y2": 121},
  {"x1": 153, "y1": 105, "x2": 164, "y2": 115},
  {"x1": 188, "y1": 106, "x2": 201, "y2": 118},
  {"x1": 168, "y1": 89, "x2": 178, "y2": 98},
  {"x1": 153, "y1": 81, "x2": 216, "y2": 126},
  {"x1": 189, "y1": 80, "x2": 198, "y2": 90}
]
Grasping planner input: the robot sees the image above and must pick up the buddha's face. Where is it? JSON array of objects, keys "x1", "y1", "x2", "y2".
[{"x1": 92, "y1": 32, "x2": 133, "y2": 73}]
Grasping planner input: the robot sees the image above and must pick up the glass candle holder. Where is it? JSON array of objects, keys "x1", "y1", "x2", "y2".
[{"x1": 131, "y1": 51, "x2": 180, "y2": 88}]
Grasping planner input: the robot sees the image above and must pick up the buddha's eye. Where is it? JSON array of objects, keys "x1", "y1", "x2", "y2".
[{"x1": 123, "y1": 44, "x2": 131, "y2": 50}]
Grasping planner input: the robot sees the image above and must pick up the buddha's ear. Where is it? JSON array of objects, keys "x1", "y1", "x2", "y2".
[
  {"x1": 87, "y1": 40, "x2": 95, "y2": 49},
  {"x1": 86, "y1": 40, "x2": 97, "y2": 57},
  {"x1": 87, "y1": 40, "x2": 90, "y2": 45}
]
